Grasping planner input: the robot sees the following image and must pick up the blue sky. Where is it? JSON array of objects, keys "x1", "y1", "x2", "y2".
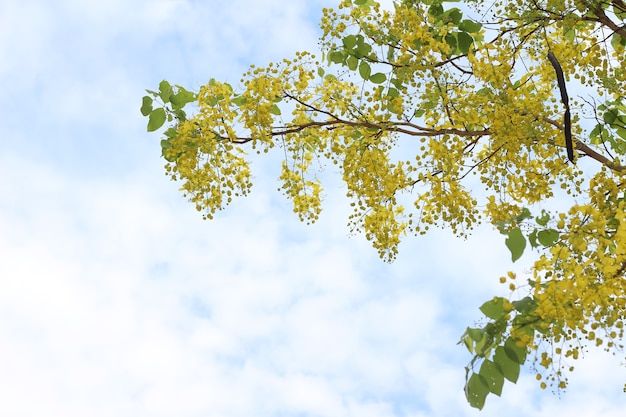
[{"x1": 0, "y1": 0, "x2": 625, "y2": 416}]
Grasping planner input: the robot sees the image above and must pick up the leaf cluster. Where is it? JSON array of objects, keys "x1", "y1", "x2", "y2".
[
  {"x1": 496, "y1": 208, "x2": 560, "y2": 262},
  {"x1": 142, "y1": 81, "x2": 197, "y2": 160},
  {"x1": 461, "y1": 295, "x2": 538, "y2": 409}
]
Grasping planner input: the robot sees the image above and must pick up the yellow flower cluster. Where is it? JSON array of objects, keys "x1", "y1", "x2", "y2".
[
  {"x1": 156, "y1": 0, "x2": 626, "y2": 389},
  {"x1": 495, "y1": 169, "x2": 626, "y2": 388}
]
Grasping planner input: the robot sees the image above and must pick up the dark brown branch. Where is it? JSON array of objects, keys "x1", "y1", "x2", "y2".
[
  {"x1": 216, "y1": 119, "x2": 491, "y2": 144},
  {"x1": 539, "y1": 116, "x2": 626, "y2": 172},
  {"x1": 218, "y1": 89, "x2": 625, "y2": 173},
  {"x1": 582, "y1": 1, "x2": 626, "y2": 38},
  {"x1": 547, "y1": 51, "x2": 574, "y2": 163}
]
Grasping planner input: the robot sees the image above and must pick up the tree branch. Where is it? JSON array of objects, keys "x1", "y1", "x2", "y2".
[
  {"x1": 539, "y1": 116, "x2": 626, "y2": 172},
  {"x1": 583, "y1": 1, "x2": 626, "y2": 38}
]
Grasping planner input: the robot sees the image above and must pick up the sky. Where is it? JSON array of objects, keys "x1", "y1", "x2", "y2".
[{"x1": 0, "y1": 0, "x2": 625, "y2": 416}]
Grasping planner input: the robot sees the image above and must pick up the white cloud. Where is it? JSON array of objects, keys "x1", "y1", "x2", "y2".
[{"x1": 0, "y1": 0, "x2": 625, "y2": 416}]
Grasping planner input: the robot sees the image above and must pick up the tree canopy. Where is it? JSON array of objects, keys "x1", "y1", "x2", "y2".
[{"x1": 143, "y1": 0, "x2": 626, "y2": 409}]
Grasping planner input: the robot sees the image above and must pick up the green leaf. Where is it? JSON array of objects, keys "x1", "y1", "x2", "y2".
[
  {"x1": 164, "y1": 127, "x2": 177, "y2": 138},
  {"x1": 480, "y1": 359, "x2": 504, "y2": 396},
  {"x1": 474, "y1": 332, "x2": 493, "y2": 357},
  {"x1": 160, "y1": 138, "x2": 170, "y2": 154},
  {"x1": 158, "y1": 80, "x2": 173, "y2": 102},
  {"x1": 590, "y1": 124, "x2": 602, "y2": 144},
  {"x1": 268, "y1": 103, "x2": 281, "y2": 115},
  {"x1": 347, "y1": 55, "x2": 359, "y2": 71},
  {"x1": 428, "y1": 3, "x2": 444, "y2": 17},
  {"x1": 170, "y1": 88, "x2": 196, "y2": 108},
  {"x1": 232, "y1": 95, "x2": 247, "y2": 106},
  {"x1": 512, "y1": 296, "x2": 536, "y2": 314},
  {"x1": 604, "y1": 108, "x2": 617, "y2": 124},
  {"x1": 537, "y1": 229, "x2": 559, "y2": 246},
  {"x1": 515, "y1": 207, "x2": 532, "y2": 222},
  {"x1": 173, "y1": 109, "x2": 187, "y2": 122},
  {"x1": 359, "y1": 61, "x2": 371, "y2": 80},
  {"x1": 592, "y1": 124, "x2": 613, "y2": 145},
  {"x1": 147, "y1": 107, "x2": 166, "y2": 132},
  {"x1": 343, "y1": 34, "x2": 358, "y2": 49},
  {"x1": 611, "y1": 33, "x2": 626, "y2": 50},
  {"x1": 317, "y1": 67, "x2": 325, "y2": 78},
  {"x1": 462, "y1": 335, "x2": 474, "y2": 353},
  {"x1": 350, "y1": 129, "x2": 363, "y2": 140},
  {"x1": 445, "y1": 33, "x2": 457, "y2": 53},
  {"x1": 479, "y1": 297, "x2": 507, "y2": 320},
  {"x1": 528, "y1": 228, "x2": 538, "y2": 248},
  {"x1": 494, "y1": 345, "x2": 520, "y2": 383},
  {"x1": 535, "y1": 210, "x2": 550, "y2": 226},
  {"x1": 505, "y1": 227, "x2": 526, "y2": 262},
  {"x1": 457, "y1": 31, "x2": 473, "y2": 54},
  {"x1": 465, "y1": 373, "x2": 489, "y2": 410},
  {"x1": 458, "y1": 19, "x2": 482, "y2": 33},
  {"x1": 503, "y1": 337, "x2": 527, "y2": 365},
  {"x1": 466, "y1": 327, "x2": 484, "y2": 342},
  {"x1": 390, "y1": 78, "x2": 403, "y2": 89},
  {"x1": 140, "y1": 96, "x2": 153, "y2": 116},
  {"x1": 354, "y1": 42, "x2": 372, "y2": 58},
  {"x1": 328, "y1": 50, "x2": 346, "y2": 65},
  {"x1": 443, "y1": 8, "x2": 463, "y2": 24},
  {"x1": 370, "y1": 72, "x2": 386, "y2": 84},
  {"x1": 160, "y1": 139, "x2": 175, "y2": 162}
]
